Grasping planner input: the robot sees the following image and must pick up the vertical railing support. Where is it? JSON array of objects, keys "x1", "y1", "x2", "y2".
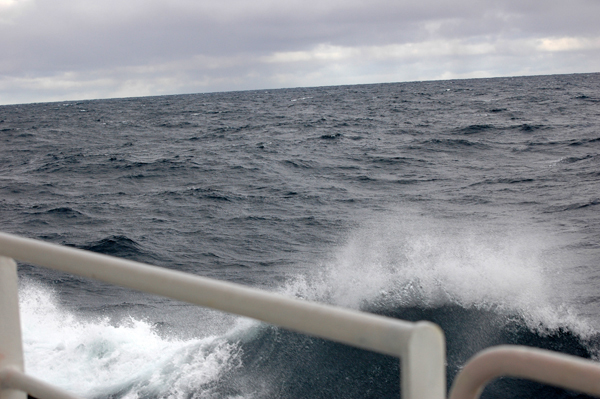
[
  {"x1": 0, "y1": 256, "x2": 26, "y2": 399},
  {"x1": 402, "y1": 321, "x2": 446, "y2": 399}
]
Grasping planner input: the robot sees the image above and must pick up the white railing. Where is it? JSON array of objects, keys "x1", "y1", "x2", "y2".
[
  {"x1": 0, "y1": 232, "x2": 445, "y2": 399},
  {"x1": 448, "y1": 345, "x2": 600, "y2": 399},
  {"x1": 1, "y1": 232, "x2": 600, "y2": 399}
]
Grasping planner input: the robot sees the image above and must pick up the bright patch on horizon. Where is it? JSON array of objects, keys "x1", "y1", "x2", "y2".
[
  {"x1": 262, "y1": 44, "x2": 359, "y2": 63},
  {"x1": 537, "y1": 37, "x2": 600, "y2": 52},
  {"x1": 262, "y1": 40, "x2": 499, "y2": 64}
]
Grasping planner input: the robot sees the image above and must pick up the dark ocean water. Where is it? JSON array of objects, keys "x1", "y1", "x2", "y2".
[{"x1": 1, "y1": 73, "x2": 600, "y2": 399}]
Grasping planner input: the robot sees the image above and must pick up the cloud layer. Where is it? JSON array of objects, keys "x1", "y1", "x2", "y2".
[{"x1": 1, "y1": 0, "x2": 599, "y2": 104}]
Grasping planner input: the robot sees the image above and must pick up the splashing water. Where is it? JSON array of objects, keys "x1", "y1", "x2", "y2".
[
  {"x1": 19, "y1": 281, "x2": 244, "y2": 399},
  {"x1": 282, "y1": 212, "x2": 594, "y2": 337}
]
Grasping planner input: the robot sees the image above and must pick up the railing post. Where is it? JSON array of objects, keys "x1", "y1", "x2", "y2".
[
  {"x1": 0, "y1": 257, "x2": 26, "y2": 399},
  {"x1": 401, "y1": 321, "x2": 446, "y2": 399}
]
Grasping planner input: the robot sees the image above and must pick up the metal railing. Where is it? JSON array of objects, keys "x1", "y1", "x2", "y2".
[
  {"x1": 0, "y1": 232, "x2": 445, "y2": 399},
  {"x1": 448, "y1": 345, "x2": 600, "y2": 399},
  {"x1": 2, "y1": 231, "x2": 600, "y2": 399}
]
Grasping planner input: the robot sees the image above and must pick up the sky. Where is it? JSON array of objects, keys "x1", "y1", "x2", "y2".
[{"x1": 1, "y1": 0, "x2": 599, "y2": 105}]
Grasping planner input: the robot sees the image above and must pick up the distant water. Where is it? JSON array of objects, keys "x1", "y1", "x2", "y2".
[{"x1": 2, "y1": 73, "x2": 600, "y2": 399}]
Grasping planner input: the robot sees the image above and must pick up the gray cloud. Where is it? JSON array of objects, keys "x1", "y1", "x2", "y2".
[{"x1": 1, "y1": 0, "x2": 599, "y2": 104}]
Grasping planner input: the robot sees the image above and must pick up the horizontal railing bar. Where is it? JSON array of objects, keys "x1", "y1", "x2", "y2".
[
  {"x1": 0, "y1": 367, "x2": 81, "y2": 399},
  {"x1": 449, "y1": 345, "x2": 600, "y2": 399},
  {"x1": 0, "y1": 232, "x2": 428, "y2": 358}
]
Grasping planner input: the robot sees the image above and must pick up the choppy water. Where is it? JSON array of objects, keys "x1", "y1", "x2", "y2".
[{"x1": 2, "y1": 73, "x2": 600, "y2": 398}]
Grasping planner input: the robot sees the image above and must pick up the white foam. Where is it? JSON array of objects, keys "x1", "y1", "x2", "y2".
[
  {"x1": 282, "y1": 211, "x2": 595, "y2": 337},
  {"x1": 19, "y1": 281, "x2": 243, "y2": 398}
]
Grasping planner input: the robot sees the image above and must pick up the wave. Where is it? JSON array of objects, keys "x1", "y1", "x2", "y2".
[
  {"x1": 80, "y1": 235, "x2": 143, "y2": 258},
  {"x1": 20, "y1": 282, "x2": 245, "y2": 399},
  {"x1": 574, "y1": 94, "x2": 600, "y2": 103},
  {"x1": 517, "y1": 123, "x2": 547, "y2": 132},
  {"x1": 219, "y1": 305, "x2": 598, "y2": 399},
  {"x1": 558, "y1": 155, "x2": 596, "y2": 164},
  {"x1": 45, "y1": 207, "x2": 87, "y2": 219},
  {"x1": 368, "y1": 156, "x2": 424, "y2": 166},
  {"x1": 469, "y1": 177, "x2": 535, "y2": 187},
  {"x1": 320, "y1": 133, "x2": 342, "y2": 140},
  {"x1": 545, "y1": 199, "x2": 600, "y2": 212},
  {"x1": 76, "y1": 235, "x2": 163, "y2": 264},
  {"x1": 270, "y1": 213, "x2": 599, "y2": 397},
  {"x1": 19, "y1": 212, "x2": 599, "y2": 398},
  {"x1": 453, "y1": 124, "x2": 496, "y2": 135},
  {"x1": 20, "y1": 283, "x2": 598, "y2": 399},
  {"x1": 422, "y1": 138, "x2": 491, "y2": 150},
  {"x1": 568, "y1": 137, "x2": 600, "y2": 147}
]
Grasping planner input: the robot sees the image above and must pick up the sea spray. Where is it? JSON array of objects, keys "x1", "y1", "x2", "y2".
[{"x1": 19, "y1": 281, "x2": 244, "y2": 399}]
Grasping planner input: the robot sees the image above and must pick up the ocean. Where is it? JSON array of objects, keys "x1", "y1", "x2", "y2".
[{"x1": 1, "y1": 72, "x2": 600, "y2": 399}]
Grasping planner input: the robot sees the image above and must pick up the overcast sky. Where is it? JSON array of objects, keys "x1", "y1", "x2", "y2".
[{"x1": 1, "y1": 0, "x2": 599, "y2": 105}]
